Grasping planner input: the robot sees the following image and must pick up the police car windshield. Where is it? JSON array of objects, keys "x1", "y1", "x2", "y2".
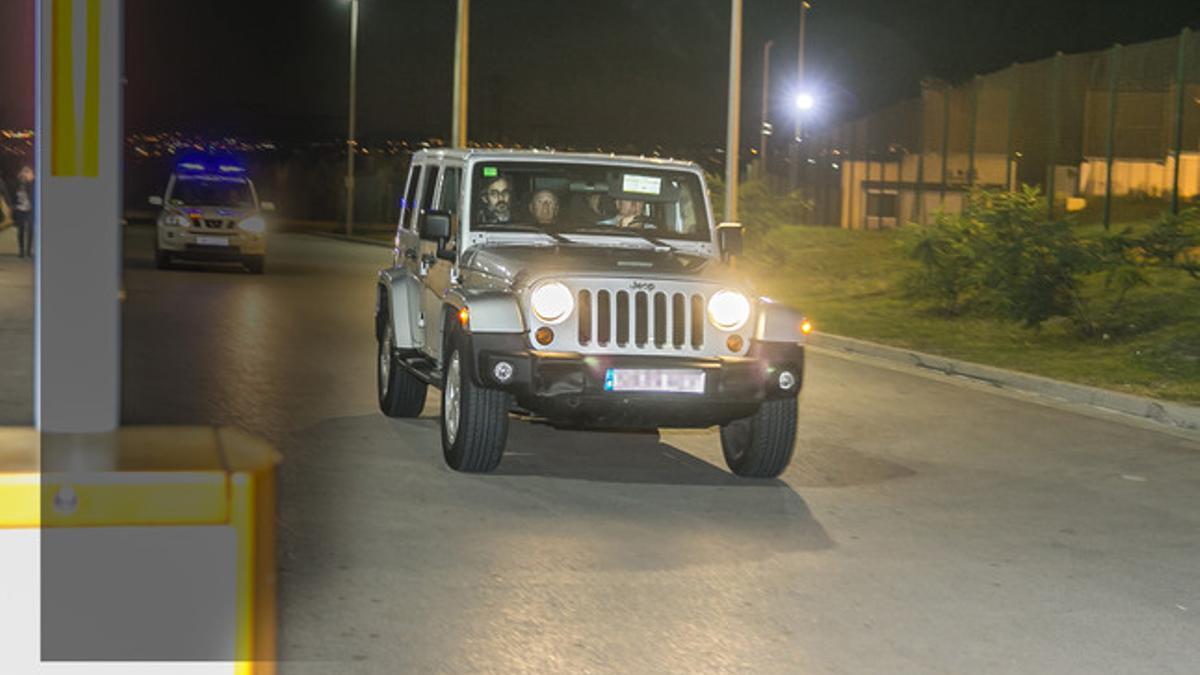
[
  {"x1": 170, "y1": 178, "x2": 254, "y2": 208},
  {"x1": 471, "y1": 163, "x2": 711, "y2": 242}
]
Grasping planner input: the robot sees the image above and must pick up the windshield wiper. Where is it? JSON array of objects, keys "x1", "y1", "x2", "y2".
[
  {"x1": 568, "y1": 227, "x2": 677, "y2": 252},
  {"x1": 482, "y1": 224, "x2": 574, "y2": 244}
]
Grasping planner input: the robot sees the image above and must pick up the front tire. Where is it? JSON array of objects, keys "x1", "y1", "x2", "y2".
[
  {"x1": 378, "y1": 320, "x2": 427, "y2": 417},
  {"x1": 441, "y1": 329, "x2": 511, "y2": 473},
  {"x1": 719, "y1": 398, "x2": 798, "y2": 478}
]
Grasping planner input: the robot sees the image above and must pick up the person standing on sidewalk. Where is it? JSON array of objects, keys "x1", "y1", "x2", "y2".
[
  {"x1": 0, "y1": 175, "x2": 12, "y2": 249},
  {"x1": 12, "y1": 165, "x2": 35, "y2": 259}
]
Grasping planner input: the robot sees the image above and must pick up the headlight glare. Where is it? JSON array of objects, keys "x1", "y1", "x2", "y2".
[
  {"x1": 239, "y1": 216, "x2": 266, "y2": 233},
  {"x1": 530, "y1": 282, "x2": 574, "y2": 325},
  {"x1": 164, "y1": 212, "x2": 189, "y2": 228},
  {"x1": 707, "y1": 290, "x2": 751, "y2": 331}
]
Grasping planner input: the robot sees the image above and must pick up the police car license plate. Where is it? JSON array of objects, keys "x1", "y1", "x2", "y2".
[
  {"x1": 604, "y1": 369, "x2": 706, "y2": 394},
  {"x1": 196, "y1": 235, "x2": 229, "y2": 247}
]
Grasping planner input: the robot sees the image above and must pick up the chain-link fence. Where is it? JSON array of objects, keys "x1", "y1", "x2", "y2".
[{"x1": 800, "y1": 28, "x2": 1198, "y2": 229}]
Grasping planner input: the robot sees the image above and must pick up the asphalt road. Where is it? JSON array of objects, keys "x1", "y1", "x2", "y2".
[{"x1": 106, "y1": 226, "x2": 1200, "y2": 672}]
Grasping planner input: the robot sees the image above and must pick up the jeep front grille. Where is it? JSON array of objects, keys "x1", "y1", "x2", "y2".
[{"x1": 577, "y1": 289, "x2": 706, "y2": 350}]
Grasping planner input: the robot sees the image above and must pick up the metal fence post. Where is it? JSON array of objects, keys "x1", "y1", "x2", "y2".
[
  {"x1": 1046, "y1": 52, "x2": 1063, "y2": 218},
  {"x1": 1006, "y1": 63, "x2": 1018, "y2": 191},
  {"x1": 940, "y1": 84, "x2": 950, "y2": 203},
  {"x1": 1103, "y1": 44, "x2": 1120, "y2": 229},
  {"x1": 1171, "y1": 27, "x2": 1189, "y2": 215},
  {"x1": 914, "y1": 89, "x2": 926, "y2": 223},
  {"x1": 968, "y1": 75, "x2": 979, "y2": 187}
]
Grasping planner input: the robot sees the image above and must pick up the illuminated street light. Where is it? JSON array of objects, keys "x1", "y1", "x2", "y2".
[{"x1": 795, "y1": 92, "x2": 816, "y2": 111}]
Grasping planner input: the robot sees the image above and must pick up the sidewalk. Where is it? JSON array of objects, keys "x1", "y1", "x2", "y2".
[{"x1": 0, "y1": 226, "x2": 34, "y2": 425}]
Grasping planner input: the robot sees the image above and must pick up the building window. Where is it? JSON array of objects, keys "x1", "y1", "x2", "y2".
[{"x1": 866, "y1": 192, "x2": 899, "y2": 219}]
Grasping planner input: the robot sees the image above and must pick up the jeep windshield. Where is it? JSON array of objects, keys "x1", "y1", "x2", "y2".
[
  {"x1": 169, "y1": 177, "x2": 255, "y2": 208},
  {"x1": 470, "y1": 162, "x2": 711, "y2": 242}
]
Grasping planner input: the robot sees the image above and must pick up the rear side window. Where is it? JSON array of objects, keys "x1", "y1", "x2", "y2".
[{"x1": 398, "y1": 165, "x2": 420, "y2": 230}]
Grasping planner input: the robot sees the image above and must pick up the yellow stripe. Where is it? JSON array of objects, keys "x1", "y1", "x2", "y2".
[
  {"x1": 51, "y1": 0, "x2": 77, "y2": 177},
  {"x1": 82, "y1": 0, "x2": 101, "y2": 177},
  {"x1": 232, "y1": 473, "x2": 256, "y2": 672},
  {"x1": 0, "y1": 475, "x2": 40, "y2": 528}
]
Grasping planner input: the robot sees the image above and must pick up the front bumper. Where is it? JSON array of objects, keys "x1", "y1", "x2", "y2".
[
  {"x1": 158, "y1": 227, "x2": 266, "y2": 258},
  {"x1": 470, "y1": 334, "x2": 804, "y2": 428}
]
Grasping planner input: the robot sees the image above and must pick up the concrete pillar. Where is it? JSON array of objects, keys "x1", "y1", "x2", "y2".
[{"x1": 36, "y1": 0, "x2": 123, "y2": 433}]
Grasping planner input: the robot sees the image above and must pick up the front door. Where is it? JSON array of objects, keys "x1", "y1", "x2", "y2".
[{"x1": 419, "y1": 164, "x2": 462, "y2": 363}]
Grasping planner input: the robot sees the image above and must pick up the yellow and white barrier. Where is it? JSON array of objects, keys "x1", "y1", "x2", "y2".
[{"x1": 0, "y1": 427, "x2": 280, "y2": 674}]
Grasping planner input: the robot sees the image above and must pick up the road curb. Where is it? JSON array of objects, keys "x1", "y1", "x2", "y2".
[
  {"x1": 305, "y1": 231, "x2": 393, "y2": 248},
  {"x1": 808, "y1": 333, "x2": 1200, "y2": 433}
]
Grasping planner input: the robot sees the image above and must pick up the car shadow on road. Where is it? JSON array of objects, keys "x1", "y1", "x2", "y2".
[
  {"x1": 497, "y1": 419, "x2": 775, "y2": 487},
  {"x1": 280, "y1": 413, "x2": 835, "y2": 590}
]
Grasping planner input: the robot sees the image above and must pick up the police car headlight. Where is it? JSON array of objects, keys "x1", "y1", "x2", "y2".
[
  {"x1": 707, "y1": 290, "x2": 751, "y2": 331},
  {"x1": 530, "y1": 282, "x2": 574, "y2": 325},
  {"x1": 164, "y1": 213, "x2": 189, "y2": 228},
  {"x1": 239, "y1": 216, "x2": 266, "y2": 234}
]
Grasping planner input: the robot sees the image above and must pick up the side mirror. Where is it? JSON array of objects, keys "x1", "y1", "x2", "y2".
[
  {"x1": 717, "y1": 222, "x2": 744, "y2": 262},
  {"x1": 148, "y1": 196, "x2": 164, "y2": 206},
  {"x1": 420, "y1": 210, "x2": 452, "y2": 241},
  {"x1": 261, "y1": 201, "x2": 276, "y2": 212}
]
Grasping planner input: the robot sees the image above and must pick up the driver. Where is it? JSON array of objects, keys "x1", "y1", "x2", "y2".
[
  {"x1": 528, "y1": 189, "x2": 560, "y2": 227},
  {"x1": 599, "y1": 198, "x2": 645, "y2": 228}
]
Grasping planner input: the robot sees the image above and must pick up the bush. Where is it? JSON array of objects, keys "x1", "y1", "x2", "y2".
[
  {"x1": 707, "y1": 174, "x2": 812, "y2": 237},
  {"x1": 902, "y1": 186, "x2": 1094, "y2": 328}
]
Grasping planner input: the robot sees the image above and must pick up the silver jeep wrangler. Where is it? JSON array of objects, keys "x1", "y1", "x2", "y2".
[{"x1": 376, "y1": 149, "x2": 808, "y2": 477}]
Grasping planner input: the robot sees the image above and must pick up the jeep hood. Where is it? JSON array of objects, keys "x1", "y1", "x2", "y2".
[{"x1": 462, "y1": 244, "x2": 740, "y2": 288}]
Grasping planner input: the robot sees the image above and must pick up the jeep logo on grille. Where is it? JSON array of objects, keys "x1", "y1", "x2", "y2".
[{"x1": 630, "y1": 281, "x2": 656, "y2": 292}]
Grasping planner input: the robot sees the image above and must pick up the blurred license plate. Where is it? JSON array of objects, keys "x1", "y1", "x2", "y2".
[
  {"x1": 604, "y1": 369, "x2": 706, "y2": 394},
  {"x1": 196, "y1": 235, "x2": 228, "y2": 247}
]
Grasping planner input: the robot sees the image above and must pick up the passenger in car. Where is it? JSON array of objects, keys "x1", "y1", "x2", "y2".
[{"x1": 528, "y1": 189, "x2": 560, "y2": 227}]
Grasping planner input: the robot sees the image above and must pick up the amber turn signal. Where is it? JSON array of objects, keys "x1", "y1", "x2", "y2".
[
  {"x1": 726, "y1": 335, "x2": 745, "y2": 352},
  {"x1": 458, "y1": 307, "x2": 470, "y2": 327},
  {"x1": 535, "y1": 327, "x2": 555, "y2": 345},
  {"x1": 801, "y1": 320, "x2": 814, "y2": 336}
]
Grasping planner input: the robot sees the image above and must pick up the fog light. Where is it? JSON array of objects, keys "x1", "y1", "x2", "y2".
[
  {"x1": 778, "y1": 370, "x2": 798, "y2": 391},
  {"x1": 535, "y1": 327, "x2": 555, "y2": 346},
  {"x1": 492, "y1": 361, "x2": 514, "y2": 383},
  {"x1": 726, "y1": 335, "x2": 744, "y2": 352}
]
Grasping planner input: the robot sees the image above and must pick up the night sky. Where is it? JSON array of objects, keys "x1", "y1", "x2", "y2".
[{"x1": 1, "y1": 0, "x2": 1197, "y2": 148}]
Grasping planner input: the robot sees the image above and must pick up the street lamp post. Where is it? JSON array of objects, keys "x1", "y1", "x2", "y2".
[
  {"x1": 789, "y1": 0, "x2": 810, "y2": 190},
  {"x1": 725, "y1": 0, "x2": 744, "y2": 223},
  {"x1": 345, "y1": 0, "x2": 360, "y2": 236},
  {"x1": 759, "y1": 40, "x2": 774, "y2": 181},
  {"x1": 452, "y1": 0, "x2": 470, "y2": 148}
]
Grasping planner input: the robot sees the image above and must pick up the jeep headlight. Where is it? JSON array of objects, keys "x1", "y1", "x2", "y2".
[
  {"x1": 707, "y1": 290, "x2": 751, "y2": 331},
  {"x1": 239, "y1": 216, "x2": 266, "y2": 234},
  {"x1": 164, "y1": 212, "x2": 189, "y2": 228},
  {"x1": 530, "y1": 281, "x2": 574, "y2": 325}
]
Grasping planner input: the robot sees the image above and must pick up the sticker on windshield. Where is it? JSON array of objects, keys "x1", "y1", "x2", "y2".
[
  {"x1": 483, "y1": 166, "x2": 498, "y2": 178},
  {"x1": 623, "y1": 174, "x2": 662, "y2": 196}
]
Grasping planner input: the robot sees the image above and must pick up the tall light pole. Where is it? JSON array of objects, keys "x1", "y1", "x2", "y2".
[
  {"x1": 789, "y1": 0, "x2": 810, "y2": 190},
  {"x1": 725, "y1": 0, "x2": 744, "y2": 223},
  {"x1": 345, "y1": 0, "x2": 360, "y2": 236},
  {"x1": 452, "y1": 0, "x2": 470, "y2": 148},
  {"x1": 759, "y1": 40, "x2": 774, "y2": 180}
]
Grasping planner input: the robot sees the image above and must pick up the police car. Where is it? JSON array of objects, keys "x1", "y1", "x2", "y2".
[{"x1": 149, "y1": 159, "x2": 273, "y2": 274}]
